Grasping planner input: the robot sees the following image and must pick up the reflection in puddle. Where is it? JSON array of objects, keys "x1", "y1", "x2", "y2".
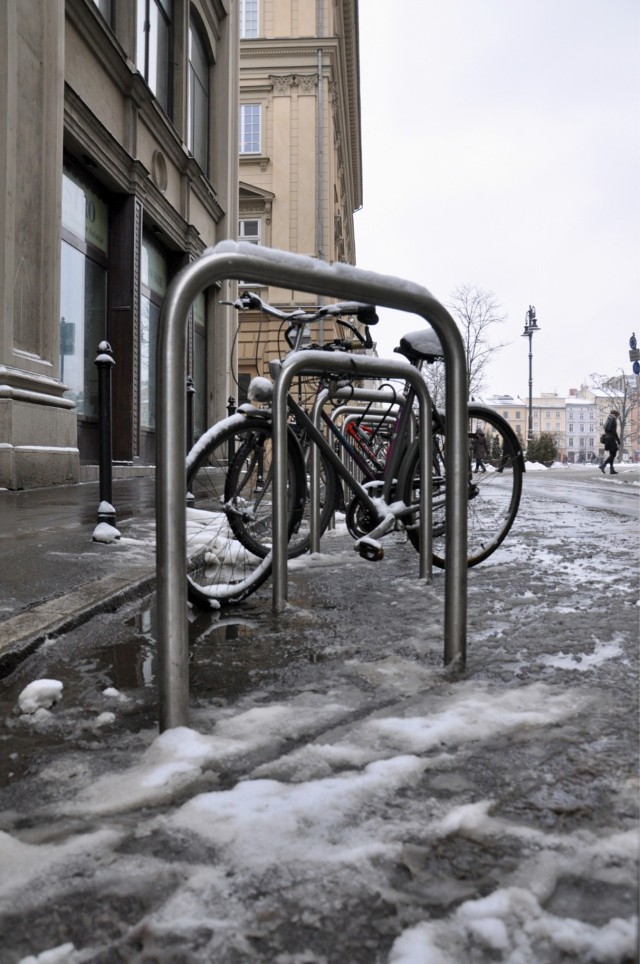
[{"x1": 106, "y1": 605, "x2": 279, "y2": 701}]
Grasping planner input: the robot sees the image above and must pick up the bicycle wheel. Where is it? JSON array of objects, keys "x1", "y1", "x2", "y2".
[
  {"x1": 186, "y1": 414, "x2": 307, "y2": 606},
  {"x1": 399, "y1": 405, "x2": 524, "y2": 568}
]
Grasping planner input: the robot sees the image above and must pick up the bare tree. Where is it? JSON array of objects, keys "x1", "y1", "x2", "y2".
[
  {"x1": 421, "y1": 284, "x2": 508, "y2": 406},
  {"x1": 448, "y1": 284, "x2": 509, "y2": 397},
  {"x1": 589, "y1": 369, "x2": 640, "y2": 461}
]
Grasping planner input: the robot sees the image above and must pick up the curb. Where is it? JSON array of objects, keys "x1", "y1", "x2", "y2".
[{"x1": 0, "y1": 567, "x2": 156, "y2": 678}]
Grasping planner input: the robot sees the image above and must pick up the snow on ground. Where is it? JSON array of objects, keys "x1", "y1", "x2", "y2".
[{"x1": 0, "y1": 474, "x2": 638, "y2": 962}]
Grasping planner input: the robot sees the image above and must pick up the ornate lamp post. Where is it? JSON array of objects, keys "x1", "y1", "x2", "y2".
[{"x1": 522, "y1": 305, "x2": 540, "y2": 443}]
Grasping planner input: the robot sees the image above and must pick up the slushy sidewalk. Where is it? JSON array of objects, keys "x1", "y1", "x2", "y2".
[
  {"x1": 0, "y1": 477, "x2": 157, "y2": 670},
  {"x1": 1, "y1": 463, "x2": 638, "y2": 671},
  {"x1": 0, "y1": 462, "x2": 637, "y2": 963}
]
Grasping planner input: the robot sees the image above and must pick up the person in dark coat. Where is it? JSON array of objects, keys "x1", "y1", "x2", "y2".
[
  {"x1": 600, "y1": 409, "x2": 621, "y2": 475},
  {"x1": 472, "y1": 430, "x2": 487, "y2": 473}
]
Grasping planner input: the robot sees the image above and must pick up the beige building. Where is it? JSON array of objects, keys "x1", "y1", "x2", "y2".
[
  {"x1": 1, "y1": 0, "x2": 239, "y2": 489},
  {"x1": 486, "y1": 386, "x2": 640, "y2": 462},
  {"x1": 234, "y1": 0, "x2": 362, "y2": 401}
]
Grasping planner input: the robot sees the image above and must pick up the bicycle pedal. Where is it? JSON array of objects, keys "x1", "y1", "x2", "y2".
[{"x1": 357, "y1": 538, "x2": 384, "y2": 562}]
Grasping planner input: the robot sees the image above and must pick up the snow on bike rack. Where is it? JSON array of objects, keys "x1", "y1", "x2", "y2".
[{"x1": 156, "y1": 242, "x2": 468, "y2": 731}]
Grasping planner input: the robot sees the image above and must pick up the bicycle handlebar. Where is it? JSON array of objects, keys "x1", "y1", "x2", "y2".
[{"x1": 227, "y1": 291, "x2": 379, "y2": 326}]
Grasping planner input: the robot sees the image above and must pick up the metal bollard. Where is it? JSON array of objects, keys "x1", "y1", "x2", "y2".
[{"x1": 93, "y1": 341, "x2": 118, "y2": 538}]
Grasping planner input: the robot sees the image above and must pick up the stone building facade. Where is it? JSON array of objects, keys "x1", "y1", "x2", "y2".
[
  {"x1": 234, "y1": 0, "x2": 362, "y2": 400},
  {"x1": 1, "y1": 0, "x2": 238, "y2": 489},
  {"x1": 485, "y1": 385, "x2": 640, "y2": 462}
]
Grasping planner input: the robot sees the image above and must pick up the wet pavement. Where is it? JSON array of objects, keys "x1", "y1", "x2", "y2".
[
  {"x1": 0, "y1": 479, "x2": 157, "y2": 673},
  {"x1": 0, "y1": 470, "x2": 638, "y2": 962}
]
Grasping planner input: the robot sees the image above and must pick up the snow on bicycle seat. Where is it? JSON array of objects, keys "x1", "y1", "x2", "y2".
[{"x1": 396, "y1": 328, "x2": 444, "y2": 363}]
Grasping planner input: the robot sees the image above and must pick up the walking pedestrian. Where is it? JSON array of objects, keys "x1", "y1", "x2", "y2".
[
  {"x1": 600, "y1": 409, "x2": 621, "y2": 475},
  {"x1": 473, "y1": 429, "x2": 487, "y2": 473}
]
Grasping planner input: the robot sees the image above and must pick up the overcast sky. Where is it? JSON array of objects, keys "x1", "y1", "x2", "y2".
[{"x1": 354, "y1": 0, "x2": 639, "y2": 399}]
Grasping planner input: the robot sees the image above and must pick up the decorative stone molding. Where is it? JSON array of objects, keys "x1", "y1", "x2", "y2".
[
  {"x1": 151, "y1": 149, "x2": 168, "y2": 192},
  {"x1": 297, "y1": 73, "x2": 318, "y2": 95},
  {"x1": 269, "y1": 73, "x2": 318, "y2": 96},
  {"x1": 271, "y1": 74, "x2": 295, "y2": 95}
]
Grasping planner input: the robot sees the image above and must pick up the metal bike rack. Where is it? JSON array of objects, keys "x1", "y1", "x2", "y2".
[
  {"x1": 311, "y1": 393, "x2": 402, "y2": 547},
  {"x1": 156, "y1": 241, "x2": 468, "y2": 731},
  {"x1": 309, "y1": 386, "x2": 397, "y2": 552},
  {"x1": 274, "y1": 352, "x2": 434, "y2": 586},
  {"x1": 338, "y1": 413, "x2": 400, "y2": 498}
]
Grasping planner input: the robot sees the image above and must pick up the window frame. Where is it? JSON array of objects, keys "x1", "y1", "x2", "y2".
[
  {"x1": 137, "y1": 0, "x2": 173, "y2": 116},
  {"x1": 239, "y1": 218, "x2": 261, "y2": 244},
  {"x1": 240, "y1": 0, "x2": 259, "y2": 39},
  {"x1": 188, "y1": 14, "x2": 210, "y2": 172},
  {"x1": 60, "y1": 167, "x2": 109, "y2": 422},
  {"x1": 239, "y1": 103, "x2": 261, "y2": 155}
]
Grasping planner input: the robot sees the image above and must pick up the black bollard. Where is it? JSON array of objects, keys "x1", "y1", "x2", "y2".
[
  {"x1": 227, "y1": 395, "x2": 237, "y2": 462},
  {"x1": 186, "y1": 376, "x2": 196, "y2": 505},
  {"x1": 94, "y1": 341, "x2": 117, "y2": 533},
  {"x1": 186, "y1": 375, "x2": 196, "y2": 454}
]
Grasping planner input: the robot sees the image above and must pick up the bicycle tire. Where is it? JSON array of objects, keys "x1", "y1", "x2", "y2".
[
  {"x1": 185, "y1": 414, "x2": 307, "y2": 606},
  {"x1": 398, "y1": 405, "x2": 524, "y2": 568}
]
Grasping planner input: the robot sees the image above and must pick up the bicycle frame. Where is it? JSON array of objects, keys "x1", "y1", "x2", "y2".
[{"x1": 273, "y1": 350, "x2": 435, "y2": 596}]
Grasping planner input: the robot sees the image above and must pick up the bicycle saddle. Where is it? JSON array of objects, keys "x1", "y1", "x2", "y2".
[{"x1": 395, "y1": 329, "x2": 444, "y2": 364}]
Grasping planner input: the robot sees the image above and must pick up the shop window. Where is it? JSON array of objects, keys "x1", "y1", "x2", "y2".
[
  {"x1": 140, "y1": 236, "x2": 168, "y2": 431},
  {"x1": 60, "y1": 169, "x2": 108, "y2": 420}
]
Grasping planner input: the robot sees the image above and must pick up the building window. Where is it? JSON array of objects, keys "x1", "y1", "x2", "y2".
[
  {"x1": 92, "y1": 0, "x2": 113, "y2": 25},
  {"x1": 240, "y1": 0, "x2": 259, "y2": 38},
  {"x1": 137, "y1": 0, "x2": 172, "y2": 115},
  {"x1": 188, "y1": 16, "x2": 209, "y2": 172},
  {"x1": 60, "y1": 169, "x2": 109, "y2": 419},
  {"x1": 239, "y1": 219, "x2": 260, "y2": 244},
  {"x1": 239, "y1": 104, "x2": 261, "y2": 154},
  {"x1": 140, "y1": 236, "x2": 168, "y2": 431},
  {"x1": 515, "y1": 411, "x2": 521, "y2": 419}
]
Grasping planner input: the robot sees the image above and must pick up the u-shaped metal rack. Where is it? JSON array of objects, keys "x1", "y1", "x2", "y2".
[
  {"x1": 307, "y1": 386, "x2": 406, "y2": 550},
  {"x1": 156, "y1": 242, "x2": 468, "y2": 731}
]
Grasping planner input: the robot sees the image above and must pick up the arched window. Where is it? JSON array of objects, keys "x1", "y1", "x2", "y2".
[{"x1": 188, "y1": 15, "x2": 210, "y2": 172}]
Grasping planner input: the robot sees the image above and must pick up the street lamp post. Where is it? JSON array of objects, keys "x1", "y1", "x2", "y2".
[{"x1": 522, "y1": 305, "x2": 540, "y2": 443}]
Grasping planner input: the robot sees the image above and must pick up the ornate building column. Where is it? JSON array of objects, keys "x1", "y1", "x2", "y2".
[{"x1": 0, "y1": 0, "x2": 78, "y2": 488}]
